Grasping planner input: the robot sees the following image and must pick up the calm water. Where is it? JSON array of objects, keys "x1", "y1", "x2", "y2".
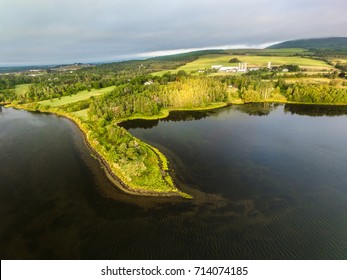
[{"x1": 1, "y1": 104, "x2": 347, "y2": 259}]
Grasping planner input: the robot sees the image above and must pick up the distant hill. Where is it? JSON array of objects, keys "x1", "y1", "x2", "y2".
[
  {"x1": 149, "y1": 49, "x2": 226, "y2": 61},
  {"x1": 267, "y1": 37, "x2": 347, "y2": 50},
  {"x1": 0, "y1": 65, "x2": 51, "y2": 74}
]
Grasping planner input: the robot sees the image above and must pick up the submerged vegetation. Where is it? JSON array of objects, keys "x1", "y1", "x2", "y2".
[{"x1": 2, "y1": 44, "x2": 347, "y2": 197}]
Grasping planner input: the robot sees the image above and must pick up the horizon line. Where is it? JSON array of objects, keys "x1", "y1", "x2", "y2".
[{"x1": 0, "y1": 42, "x2": 279, "y2": 68}]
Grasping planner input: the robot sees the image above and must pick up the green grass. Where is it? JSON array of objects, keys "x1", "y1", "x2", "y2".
[
  {"x1": 184, "y1": 54, "x2": 332, "y2": 70},
  {"x1": 238, "y1": 55, "x2": 330, "y2": 67},
  {"x1": 38, "y1": 86, "x2": 115, "y2": 107},
  {"x1": 71, "y1": 109, "x2": 88, "y2": 119},
  {"x1": 15, "y1": 84, "x2": 31, "y2": 96},
  {"x1": 225, "y1": 48, "x2": 313, "y2": 56},
  {"x1": 152, "y1": 53, "x2": 333, "y2": 75},
  {"x1": 332, "y1": 58, "x2": 347, "y2": 64}
]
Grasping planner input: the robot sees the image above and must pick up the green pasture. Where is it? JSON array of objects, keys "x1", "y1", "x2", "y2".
[
  {"x1": 181, "y1": 54, "x2": 332, "y2": 71},
  {"x1": 15, "y1": 84, "x2": 31, "y2": 96},
  {"x1": 152, "y1": 52, "x2": 333, "y2": 75},
  {"x1": 38, "y1": 86, "x2": 115, "y2": 107},
  {"x1": 226, "y1": 48, "x2": 311, "y2": 56},
  {"x1": 254, "y1": 48, "x2": 310, "y2": 55},
  {"x1": 71, "y1": 109, "x2": 88, "y2": 119},
  {"x1": 332, "y1": 58, "x2": 347, "y2": 64}
]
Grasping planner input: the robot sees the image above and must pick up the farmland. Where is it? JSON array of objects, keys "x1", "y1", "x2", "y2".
[
  {"x1": 71, "y1": 108, "x2": 88, "y2": 119},
  {"x1": 227, "y1": 48, "x2": 310, "y2": 56},
  {"x1": 15, "y1": 84, "x2": 31, "y2": 96},
  {"x1": 38, "y1": 86, "x2": 115, "y2": 107},
  {"x1": 153, "y1": 50, "x2": 333, "y2": 75}
]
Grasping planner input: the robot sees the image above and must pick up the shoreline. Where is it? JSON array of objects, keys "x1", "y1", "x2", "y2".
[
  {"x1": 7, "y1": 104, "x2": 188, "y2": 198},
  {"x1": 7, "y1": 100, "x2": 347, "y2": 198},
  {"x1": 236, "y1": 98, "x2": 347, "y2": 106},
  {"x1": 114, "y1": 102, "x2": 229, "y2": 124},
  {"x1": 65, "y1": 115, "x2": 185, "y2": 198}
]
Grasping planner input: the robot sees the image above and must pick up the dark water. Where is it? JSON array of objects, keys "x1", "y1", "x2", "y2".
[{"x1": 1, "y1": 104, "x2": 347, "y2": 259}]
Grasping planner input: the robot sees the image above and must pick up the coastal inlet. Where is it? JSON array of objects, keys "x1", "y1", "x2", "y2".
[{"x1": 1, "y1": 104, "x2": 347, "y2": 259}]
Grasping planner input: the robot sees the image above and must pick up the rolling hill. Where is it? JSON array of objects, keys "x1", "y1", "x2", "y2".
[{"x1": 267, "y1": 37, "x2": 347, "y2": 50}]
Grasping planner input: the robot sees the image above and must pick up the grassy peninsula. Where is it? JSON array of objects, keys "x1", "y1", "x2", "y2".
[
  {"x1": 8, "y1": 75, "x2": 229, "y2": 198},
  {"x1": 2, "y1": 42, "x2": 347, "y2": 197}
]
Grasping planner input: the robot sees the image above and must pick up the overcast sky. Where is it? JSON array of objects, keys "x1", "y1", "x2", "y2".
[{"x1": 1, "y1": 0, "x2": 346, "y2": 66}]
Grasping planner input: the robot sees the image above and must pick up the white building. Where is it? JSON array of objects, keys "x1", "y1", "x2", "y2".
[
  {"x1": 238, "y1": 62, "x2": 248, "y2": 72},
  {"x1": 219, "y1": 66, "x2": 238, "y2": 72},
  {"x1": 213, "y1": 62, "x2": 249, "y2": 73}
]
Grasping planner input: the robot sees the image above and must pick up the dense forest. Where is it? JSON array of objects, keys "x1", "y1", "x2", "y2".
[
  {"x1": 2, "y1": 65, "x2": 347, "y2": 106},
  {"x1": 0, "y1": 58, "x2": 191, "y2": 103},
  {"x1": 85, "y1": 119, "x2": 176, "y2": 193},
  {"x1": 267, "y1": 37, "x2": 347, "y2": 50},
  {"x1": 88, "y1": 76, "x2": 228, "y2": 121}
]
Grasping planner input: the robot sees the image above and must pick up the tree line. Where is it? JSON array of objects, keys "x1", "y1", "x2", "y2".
[
  {"x1": 88, "y1": 76, "x2": 228, "y2": 121},
  {"x1": 285, "y1": 82, "x2": 347, "y2": 103}
]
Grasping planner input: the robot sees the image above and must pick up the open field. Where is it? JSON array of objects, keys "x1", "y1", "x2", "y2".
[
  {"x1": 15, "y1": 84, "x2": 31, "y2": 96},
  {"x1": 226, "y1": 48, "x2": 311, "y2": 56},
  {"x1": 181, "y1": 54, "x2": 333, "y2": 70},
  {"x1": 71, "y1": 109, "x2": 88, "y2": 119},
  {"x1": 332, "y1": 58, "x2": 347, "y2": 64},
  {"x1": 38, "y1": 86, "x2": 115, "y2": 107},
  {"x1": 152, "y1": 52, "x2": 333, "y2": 75}
]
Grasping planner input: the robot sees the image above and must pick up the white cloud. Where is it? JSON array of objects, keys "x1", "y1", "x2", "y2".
[
  {"x1": 0, "y1": 0, "x2": 346, "y2": 65},
  {"x1": 136, "y1": 42, "x2": 277, "y2": 58}
]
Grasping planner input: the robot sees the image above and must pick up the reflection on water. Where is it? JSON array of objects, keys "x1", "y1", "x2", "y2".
[
  {"x1": 233, "y1": 102, "x2": 278, "y2": 116},
  {"x1": 1, "y1": 105, "x2": 347, "y2": 259},
  {"x1": 285, "y1": 103, "x2": 347, "y2": 117},
  {"x1": 120, "y1": 110, "x2": 211, "y2": 130}
]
